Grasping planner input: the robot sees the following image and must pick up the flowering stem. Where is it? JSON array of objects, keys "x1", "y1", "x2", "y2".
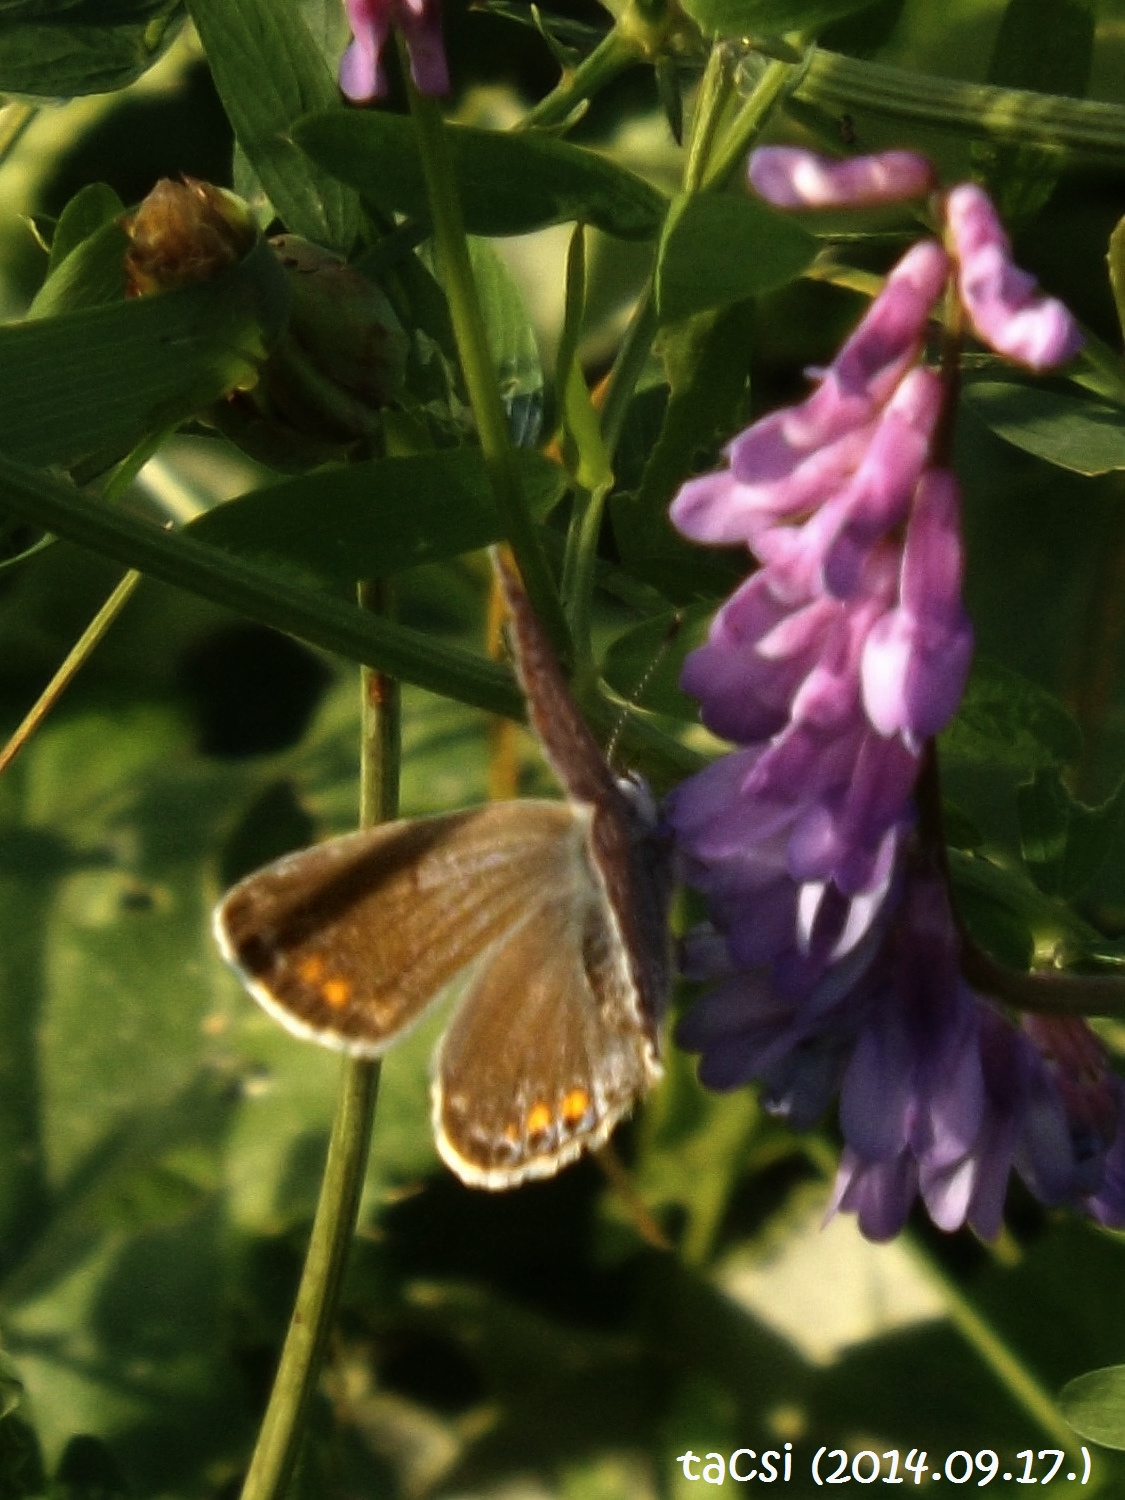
[
  {"x1": 702, "y1": 52, "x2": 809, "y2": 191},
  {"x1": 238, "y1": 580, "x2": 398, "y2": 1500},
  {"x1": 520, "y1": 28, "x2": 642, "y2": 131},
  {"x1": 405, "y1": 71, "x2": 571, "y2": 663}
]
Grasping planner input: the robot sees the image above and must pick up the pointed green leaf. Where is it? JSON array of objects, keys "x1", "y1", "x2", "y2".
[
  {"x1": 293, "y1": 110, "x2": 669, "y2": 240},
  {"x1": 185, "y1": 0, "x2": 360, "y2": 252},
  {"x1": 655, "y1": 191, "x2": 817, "y2": 324},
  {"x1": 0, "y1": 1, "x2": 184, "y2": 96},
  {"x1": 186, "y1": 449, "x2": 566, "y2": 581},
  {"x1": 0, "y1": 237, "x2": 289, "y2": 470},
  {"x1": 963, "y1": 380, "x2": 1125, "y2": 476},
  {"x1": 47, "y1": 184, "x2": 125, "y2": 273},
  {"x1": 1059, "y1": 1365, "x2": 1125, "y2": 1450}
]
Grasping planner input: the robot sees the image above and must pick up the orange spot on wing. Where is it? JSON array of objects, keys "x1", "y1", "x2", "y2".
[
  {"x1": 321, "y1": 976, "x2": 352, "y2": 1009},
  {"x1": 298, "y1": 954, "x2": 326, "y2": 985},
  {"x1": 562, "y1": 1088, "x2": 591, "y2": 1126},
  {"x1": 525, "y1": 1102, "x2": 553, "y2": 1139}
]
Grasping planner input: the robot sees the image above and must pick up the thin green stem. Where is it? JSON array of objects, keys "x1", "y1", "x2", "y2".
[
  {"x1": 682, "y1": 42, "x2": 736, "y2": 194},
  {"x1": 702, "y1": 54, "x2": 808, "y2": 191},
  {"x1": 520, "y1": 28, "x2": 642, "y2": 131},
  {"x1": 405, "y1": 72, "x2": 571, "y2": 663},
  {"x1": 0, "y1": 569, "x2": 142, "y2": 778},
  {"x1": 903, "y1": 1237, "x2": 1098, "y2": 1471},
  {"x1": 598, "y1": 290, "x2": 658, "y2": 463},
  {"x1": 238, "y1": 1059, "x2": 380, "y2": 1500},
  {"x1": 238, "y1": 582, "x2": 399, "y2": 1500}
]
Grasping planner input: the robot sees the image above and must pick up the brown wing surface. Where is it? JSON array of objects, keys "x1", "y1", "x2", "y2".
[
  {"x1": 214, "y1": 801, "x2": 579, "y2": 1055},
  {"x1": 434, "y1": 861, "x2": 662, "y2": 1188}
]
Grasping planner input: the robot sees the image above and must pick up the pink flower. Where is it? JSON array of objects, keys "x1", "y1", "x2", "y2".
[
  {"x1": 945, "y1": 184, "x2": 1084, "y2": 370},
  {"x1": 340, "y1": 0, "x2": 450, "y2": 102},
  {"x1": 749, "y1": 147, "x2": 937, "y2": 209}
]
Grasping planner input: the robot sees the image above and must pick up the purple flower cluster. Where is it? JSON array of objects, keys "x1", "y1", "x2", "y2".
[
  {"x1": 340, "y1": 0, "x2": 450, "y2": 103},
  {"x1": 668, "y1": 147, "x2": 1124, "y2": 1239}
]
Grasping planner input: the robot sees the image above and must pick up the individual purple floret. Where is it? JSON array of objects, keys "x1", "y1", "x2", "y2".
[
  {"x1": 945, "y1": 184, "x2": 1084, "y2": 370},
  {"x1": 749, "y1": 146, "x2": 937, "y2": 209},
  {"x1": 667, "y1": 145, "x2": 1112, "y2": 1241},
  {"x1": 340, "y1": 0, "x2": 450, "y2": 102}
]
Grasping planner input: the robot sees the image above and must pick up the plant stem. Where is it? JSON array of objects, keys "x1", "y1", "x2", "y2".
[
  {"x1": 238, "y1": 1059, "x2": 381, "y2": 1500},
  {"x1": 797, "y1": 48, "x2": 1125, "y2": 161},
  {"x1": 702, "y1": 53, "x2": 808, "y2": 191},
  {"x1": 520, "y1": 28, "x2": 641, "y2": 131},
  {"x1": 0, "y1": 569, "x2": 141, "y2": 778},
  {"x1": 405, "y1": 71, "x2": 571, "y2": 663},
  {"x1": 903, "y1": 1236, "x2": 1098, "y2": 1470},
  {"x1": 238, "y1": 580, "x2": 399, "y2": 1500}
]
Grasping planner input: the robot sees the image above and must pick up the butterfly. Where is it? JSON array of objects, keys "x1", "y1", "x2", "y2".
[{"x1": 213, "y1": 548, "x2": 673, "y2": 1188}]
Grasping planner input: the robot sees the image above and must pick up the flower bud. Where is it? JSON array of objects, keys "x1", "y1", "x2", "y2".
[
  {"x1": 215, "y1": 235, "x2": 409, "y2": 467},
  {"x1": 123, "y1": 178, "x2": 258, "y2": 296},
  {"x1": 945, "y1": 183, "x2": 1084, "y2": 370},
  {"x1": 748, "y1": 147, "x2": 937, "y2": 210}
]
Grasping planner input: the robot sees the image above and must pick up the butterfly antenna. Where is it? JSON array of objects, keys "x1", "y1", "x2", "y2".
[{"x1": 605, "y1": 611, "x2": 684, "y2": 770}]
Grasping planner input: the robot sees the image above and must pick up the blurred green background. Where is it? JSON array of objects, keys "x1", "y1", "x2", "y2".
[{"x1": 3, "y1": 1, "x2": 1125, "y2": 1496}]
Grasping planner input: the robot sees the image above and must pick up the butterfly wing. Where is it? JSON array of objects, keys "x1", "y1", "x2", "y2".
[
  {"x1": 434, "y1": 820, "x2": 663, "y2": 1188},
  {"x1": 214, "y1": 801, "x2": 580, "y2": 1055}
]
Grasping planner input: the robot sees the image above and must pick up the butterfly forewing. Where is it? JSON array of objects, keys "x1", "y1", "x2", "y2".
[
  {"x1": 214, "y1": 801, "x2": 580, "y2": 1056},
  {"x1": 435, "y1": 851, "x2": 662, "y2": 1187}
]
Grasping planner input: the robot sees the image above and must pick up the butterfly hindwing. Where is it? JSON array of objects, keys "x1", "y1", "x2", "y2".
[{"x1": 434, "y1": 835, "x2": 662, "y2": 1186}]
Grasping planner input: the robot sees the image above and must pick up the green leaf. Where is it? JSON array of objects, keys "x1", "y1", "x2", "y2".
[
  {"x1": 0, "y1": 0, "x2": 184, "y2": 96},
  {"x1": 601, "y1": 603, "x2": 715, "y2": 720},
  {"x1": 47, "y1": 184, "x2": 125, "y2": 273},
  {"x1": 611, "y1": 304, "x2": 753, "y2": 602},
  {"x1": 1017, "y1": 768, "x2": 1125, "y2": 899},
  {"x1": 680, "y1": 0, "x2": 878, "y2": 40},
  {"x1": 941, "y1": 656, "x2": 1083, "y2": 774},
  {"x1": 186, "y1": 449, "x2": 566, "y2": 582},
  {"x1": 0, "y1": 451, "x2": 522, "y2": 717},
  {"x1": 963, "y1": 380, "x2": 1125, "y2": 476},
  {"x1": 467, "y1": 238, "x2": 544, "y2": 446},
  {"x1": 27, "y1": 218, "x2": 130, "y2": 320},
  {"x1": 1109, "y1": 214, "x2": 1125, "y2": 349},
  {"x1": 1059, "y1": 1365, "x2": 1125, "y2": 1451},
  {"x1": 185, "y1": 0, "x2": 360, "y2": 252},
  {"x1": 970, "y1": 0, "x2": 1095, "y2": 218},
  {"x1": 989, "y1": 0, "x2": 1094, "y2": 101},
  {"x1": 655, "y1": 192, "x2": 817, "y2": 324},
  {"x1": 0, "y1": 236, "x2": 290, "y2": 470},
  {"x1": 293, "y1": 110, "x2": 669, "y2": 240}
]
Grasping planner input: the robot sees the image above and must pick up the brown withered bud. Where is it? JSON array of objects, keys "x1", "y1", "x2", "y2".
[{"x1": 123, "y1": 178, "x2": 258, "y2": 296}]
